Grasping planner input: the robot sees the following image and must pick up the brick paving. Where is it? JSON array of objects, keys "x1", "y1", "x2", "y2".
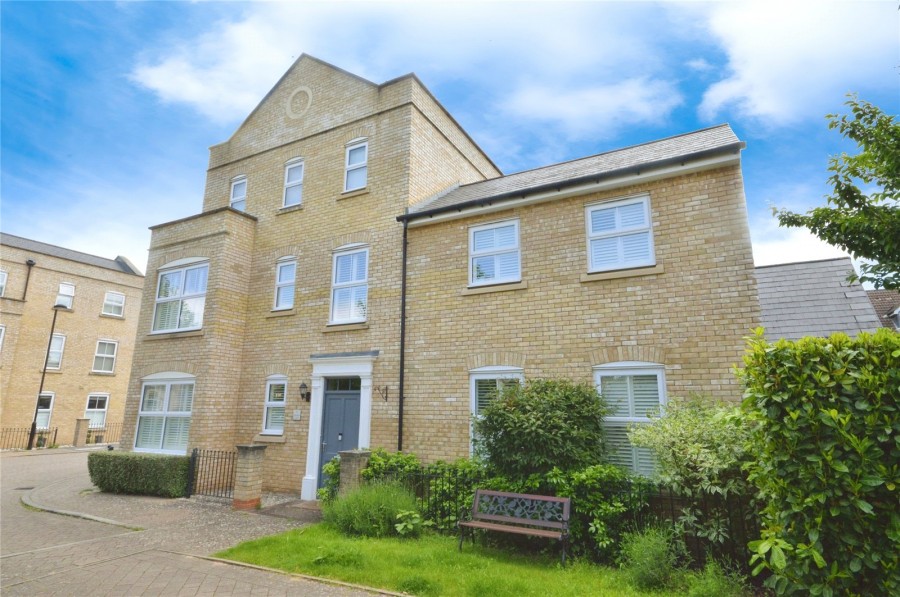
[{"x1": 0, "y1": 449, "x2": 386, "y2": 596}]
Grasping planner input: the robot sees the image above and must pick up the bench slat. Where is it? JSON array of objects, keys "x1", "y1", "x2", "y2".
[{"x1": 458, "y1": 520, "x2": 564, "y2": 540}]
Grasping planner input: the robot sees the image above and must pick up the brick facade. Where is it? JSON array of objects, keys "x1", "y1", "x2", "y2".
[{"x1": 0, "y1": 235, "x2": 143, "y2": 446}]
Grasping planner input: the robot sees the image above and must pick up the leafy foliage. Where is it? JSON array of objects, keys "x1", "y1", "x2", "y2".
[
  {"x1": 361, "y1": 447, "x2": 421, "y2": 481},
  {"x1": 619, "y1": 526, "x2": 686, "y2": 590},
  {"x1": 739, "y1": 328, "x2": 900, "y2": 595},
  {"x1": 473, "y1": 378, "x2": 610, "y2": 478},
  {"x1": 317, "y1": 455, "x2": 342, "y2": 503},
  {"x1": 323, "y1": 482, "x2": 421, "y2": 538},
  {"x1": 88, "y1": 451, "x2": 190, "y2": 498},
  {"x1": 775, "y1": 96, "x2": 900, "y2": 289}
]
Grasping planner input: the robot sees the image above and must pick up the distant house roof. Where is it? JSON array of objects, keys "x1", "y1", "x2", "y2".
[
  {"x1": 401, "y1": 124, "x2": 743, "y2": 222},
  {"x1": 755, "y1": 257, "x2": 880, "y2": 340},
  {"x1": 0, "y1": 232, "x2": 143, "y2": 277},
  {"x1": 866, "y1": 289, "x2": 900, "y2": 329}
]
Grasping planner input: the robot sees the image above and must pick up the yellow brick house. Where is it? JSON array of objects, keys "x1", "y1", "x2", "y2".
[{"x1": 123, "y1": 56, "x2": 758, "y2": 495}]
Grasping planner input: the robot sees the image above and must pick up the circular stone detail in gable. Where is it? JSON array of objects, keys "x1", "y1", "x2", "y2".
[{"x1": 286, "y1": 86, "x2": 312, "y2": 119}]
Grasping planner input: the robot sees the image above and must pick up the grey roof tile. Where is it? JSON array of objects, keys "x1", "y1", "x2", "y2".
[{"x1": 0, "y1": 232, "x2": 143, "y2": 276}]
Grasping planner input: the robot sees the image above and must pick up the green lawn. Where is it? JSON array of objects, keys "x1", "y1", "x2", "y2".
[{"x1": 215, "y1": 524, "x2": 672, "y2": 596}]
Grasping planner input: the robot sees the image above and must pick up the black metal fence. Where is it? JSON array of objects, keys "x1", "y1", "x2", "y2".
[
  {"x1": 187, "y1": 448, "x2": 236, "y2": 499},
  {"x1": 86, "y1": 423, "x2": 123, "y2": 445},
  {"x1": 0, "y1": 427, "x2": 58, "y2": 450}
]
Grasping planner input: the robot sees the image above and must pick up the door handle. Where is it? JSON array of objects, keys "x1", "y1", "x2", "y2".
[{"x1": 338, "y1": 433, "x2": 343, "y2": 442}]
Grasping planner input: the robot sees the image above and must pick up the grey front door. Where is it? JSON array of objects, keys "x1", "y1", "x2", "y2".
[{"x1": 318, "y1": 377, "x2": 361, "y2": 488}]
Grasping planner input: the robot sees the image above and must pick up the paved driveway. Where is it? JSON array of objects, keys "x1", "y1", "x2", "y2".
[{"x1": 0, "y1": 449, "x2": 383, "y2": 596}]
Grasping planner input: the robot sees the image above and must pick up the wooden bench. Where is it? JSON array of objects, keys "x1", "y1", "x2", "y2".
[{"x1": 458, "y1": 489, "x2": 571, "y2": 565}]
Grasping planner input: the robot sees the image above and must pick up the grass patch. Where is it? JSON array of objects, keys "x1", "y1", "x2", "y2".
[{"x1": 216, "y1": 524, "x2": 675, "y2": 596}]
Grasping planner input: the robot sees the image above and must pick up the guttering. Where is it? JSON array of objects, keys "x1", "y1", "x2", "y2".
[
  {"x1": 397, "y1": 143, "x2": 744, "y2": 226},
  {"x1": 397, "y1": 218, "x2": 409, "y2": 452}
]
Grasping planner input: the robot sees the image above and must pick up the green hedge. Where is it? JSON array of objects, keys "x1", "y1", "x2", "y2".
[
  {"x1": 740, "y1": 328, "x2": 899, "y2": 595},
  {"x1": 88, "y1": 451, "x2": 191, "y2": 498}
]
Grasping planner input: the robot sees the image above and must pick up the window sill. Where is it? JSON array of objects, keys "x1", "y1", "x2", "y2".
[
  {"x1": 146, "y1": 330, "x2": 204, "y2": 340},
  {"x1": 99, "y1": 313, "x2": 125, "y2": 320},
  {"x1": 277, "y1": 204, "x2": 304, "y2": 215},
  {"x1": 580, "y1": 264, "x2": 664, "y2": 283},
  {"x1": 90, "y1": 371, "x2": 115, "y2": 376},
  {"x1": 462, "y1": 281, "x2": 528, "y2": 296},
  {"x1": 338, "y1": 188, "x2": 369, "y2": 200},
  {"x1": 267, "y1": 309, "x2": 296, "y2": 318},
  {"x1": 43, "y1": 369, "x2": 62, "y2": 375},
  {"x1": 323, "y1": 322, "x2": 369, "y2": 332},
  {"x1": 254, "y1": 434, "x2": 286, "y2": 444}
]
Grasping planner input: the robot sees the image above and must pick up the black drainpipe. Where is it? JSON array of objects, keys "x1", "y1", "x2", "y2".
[
  {"x1": 397, "y1": 218, "x2": 409, "y2": 452},
  {"x1": 22, "y1": 259, "x2": 36, "y2": 301}
]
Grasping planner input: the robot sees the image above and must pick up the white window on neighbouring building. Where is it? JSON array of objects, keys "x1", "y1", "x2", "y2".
[
  {"x1": 36, "y1": 393, "x2": 54, "y2": 429},
  {"x1": 0, "y1": 270, "x2": 7, "y2": 297},
  {"x1": 152, "y1": 260, "x2": 209, "y2": 333},
  {"x1": 330, "y1": 246, "x2": 368, "y2": 324},
  {"x1": 586, "y1": 196, "x2": 655, "y2": 273},
  {"x1": 594, "y1": 362, "x2": 666, "y2": 476},
  {"x1": 283, "y1": 159, "x2": 304, "y2": 207},
  {"x1": 134, "y1": 374, "x2": 194, "y2": 454},
  {"x1": 469, "y1": 366, "x2": 524, "y2": 450},
  {"x1": 0, "y1": 325, "x2": 5, "y2": 352},
  {"x1": 46, "y1": 334, "x2": 65, "y2": 370},
  {"x1": 469, "y1": 220, "x2": 521, "y2": 286},
  {"x1": 273, "y1": 258, "x2": 296, "y2": 311},
  {"x1": 85, "y1": 394, "x2": 109, "y2": 429},
  {"x1": 92, "y1": 340, "x2": 118, "y2": 373},
  {"x1": 56, "y1": 282, "x2": 75, "y2": 309},
  {"x1": 263, "y1": 375, "x2": 287, "y2": 435},
  {"x1": 102, "y1": 291, "x2": 125, "y2": 316},
  {"x1": 230, "y1": 176, "x2": 247, "y2": 211},
  {"x1": 344, "y1": 140, "x2": 368, "y2": 192}
]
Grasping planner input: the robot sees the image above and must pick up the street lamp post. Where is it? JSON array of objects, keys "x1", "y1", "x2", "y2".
[{"x1": 28, "y1": 304, "x2": 67, "y2": 450}]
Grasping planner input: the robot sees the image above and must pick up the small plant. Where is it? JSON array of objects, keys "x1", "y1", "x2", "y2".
[
  {"x1": 317, "y1": 455, "x2": 341, "y2": 503},
  {"x1": 395, "y1": 509, "x2": 431, "y2": 537},
  {"x1": 324, "y1": 482, "x2": 420, "y2": 538},
  {"x1": 683, "y1": 558, "x2": 751, "y2": 597},
  {"x1": 619, "y1": 526, "x2": 685, "y2": 590}
]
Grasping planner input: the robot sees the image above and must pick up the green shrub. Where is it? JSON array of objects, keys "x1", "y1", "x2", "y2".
[
  {"x1": 317, "y1": 455, "x2": 341, "y2": 503},
  {"x1": 619, "y1": 526, "x2": 684, "y2": 590},
  {"x1": 324, "y1": 482, "x2": 421, "y2": 538},
  {"x1": 88, "y1": 451, "x2": 190, "y2": 497},
  {"x1": 361, "y1": 448, "x2": 422, "y2": 481},
  {"x1": 740, "y1": 328, "x2": 900, "y2": 595},
  {"x1": 684, "y1": 559, "x2": 751, "y2": 597},
  {"x1": 473, "y1": 378, "x2": 610, "y2": 478}
]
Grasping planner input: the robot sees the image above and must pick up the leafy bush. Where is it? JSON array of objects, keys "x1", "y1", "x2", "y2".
[
  {"x1": 740, "y1": 328, "x2": 900, "y2": 595},
  {"x1": 361, "y1": 448, "x2": 421, "y2": 481},
  {"x1": 619, "y1": 526, "x2": 685, "y2": 590},
  {"x1": 88, "y1": 451, "x2": 190, "y2": 498},
  {"x1": 317, "y1": 455, "x2": 341, "y2": 503},
  {"x1": 684, "y1": 559, "x2": 751, "y2": 597},
  {"x1": 323, "y1": 482, "x2": 421, "y2": 538},
  {"x1": 473, "y1": 378, "x2": 610, "y2": 478}
]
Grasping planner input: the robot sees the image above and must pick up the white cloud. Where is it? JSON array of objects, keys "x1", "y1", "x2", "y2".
[
  {"x1": 696, "y1": 1, "x2": 898, "y2": 125},
  {"x1": 750, "y1": 211, "x2": 849, "y2": 267}
]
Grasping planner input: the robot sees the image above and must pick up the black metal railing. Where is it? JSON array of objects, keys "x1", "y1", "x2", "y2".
[
  {"x1": 86, "y1": 423, "x2": 123, "y2": 445},
  {"x1": 0, "y1": 427, "x2": 58, "y2": 450},
  {"x1": 187, "y1": 448, "x2": 236, "y2": 499}
]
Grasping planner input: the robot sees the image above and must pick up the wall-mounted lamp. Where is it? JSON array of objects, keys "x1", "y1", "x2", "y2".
[
  {"x1": 376, "y1": 385, "x2": 389, "y2": 402},
  {"x1": 299, "y1": 382, "x2": 311, "y2": 402}
]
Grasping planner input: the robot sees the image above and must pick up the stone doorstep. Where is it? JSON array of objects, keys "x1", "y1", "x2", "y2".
[{"x1": 257, "y1": 499, "x2": 323, "y2": 523}]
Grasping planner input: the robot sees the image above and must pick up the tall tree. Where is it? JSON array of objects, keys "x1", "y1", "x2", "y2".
[{"x1": 775, "y1": 96, "x2": 900, "y2": 289}]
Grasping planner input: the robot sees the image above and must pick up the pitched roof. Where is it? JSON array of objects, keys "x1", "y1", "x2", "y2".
[
  {"x1": 0, "y1": 232, "x2": 143, "y2": 276},
  {"x1": 402, "y1": 124, "x2": 743, "y2": 221},
  {"x1": 755, "y1": 257, "x2": 880, "y2": 340},
  {"x1": 866, "y1": 289, "x2": 900, "y2": 328}
]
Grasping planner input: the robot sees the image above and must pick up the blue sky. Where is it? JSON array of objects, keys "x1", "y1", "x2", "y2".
[{"x1": 2, "y1": 1, "x2": 897, "y2": 274}]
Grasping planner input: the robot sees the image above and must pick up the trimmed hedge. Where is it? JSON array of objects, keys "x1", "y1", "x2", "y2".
[
  {"x1": 740, "y1": 328, "x2": 899, "y2": 595},
  {"x1": 88, "y1": 451, "x2": 191, "y2": 498}
]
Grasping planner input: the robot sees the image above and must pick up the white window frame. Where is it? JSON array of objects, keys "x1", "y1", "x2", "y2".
[
  {"x1": 469, "y1": 366, "x2": 524, "y2": 451},
  {"x1": 46, "y1": 334, "x2": 65, "y2": 370},
  {"x1": 85, "y1": 394, "x2": 109, "y2": 429},
  {"x1": 344, "y1": 140, "x2": 368, "y2": 192},
  {"x1": 585, "y1": 195, "x2": 656, "y2": 273},
  {"x1": 330, "y1": 246, "x2": 369, "y2": 324},
  {"x1": 134, "y1": 373, "x2": 194, "y2": 455},
  {"x1": 36, "y1": 392, "x2": 54, "y2": 429},
  {"x1": 263, "y1": 375, "x2": 287, "y2": 435},
  {"x1": 230, "y1": 176, "x2": 247, "y2": 211},
  {"x1": 92, "y1": 340, "x2": 118, "y2": 373},
  {"x1": 273, "y1": 258, "x2": 297, "y2": 311},
  {"x1": 151, "y1": 260, "x2": 209, "y2": 333},
  {"x1": 594, "y1": 361, "x2": 666, "y2": 476},
  {"x1": 0, "y1": 270, "x2": 7, "y2": 297},
  {"x1": 102, "y1": 291, "x2": 125, "y2": 317},
  {"x1": 283, "y1": 159, "x2": 304, "y2": 207},
  {"x1": 57, "y1": 283, "x2": 75, "y2": 309},
  {"x1": 469, "y1": 219, "x2": 521, "y2": 287},
  {"x1": 0, "y1": 325, "x2": 5, "y2": 352}
]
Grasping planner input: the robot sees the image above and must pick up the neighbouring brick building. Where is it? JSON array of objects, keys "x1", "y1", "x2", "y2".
[
  {"x1": 123, "y1": 55, "x2": 759, "y2": 495},
  {"x1": 0, "y1": 233, "x2": 144, "y2": 447}
]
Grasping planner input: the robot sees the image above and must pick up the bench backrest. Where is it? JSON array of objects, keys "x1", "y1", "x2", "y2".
[{"x1": 471, "y1": 489, "x2": 570, "y2": 530}]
